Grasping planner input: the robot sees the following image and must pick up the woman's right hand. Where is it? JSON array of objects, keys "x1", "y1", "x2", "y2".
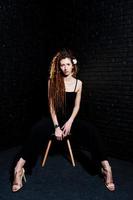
[{"x1": 55, "y1": 127, "x2": 63, "y2": 140}]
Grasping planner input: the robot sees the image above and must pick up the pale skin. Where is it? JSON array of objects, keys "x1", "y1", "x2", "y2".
[{"x1": 12, "y1": 57, "x2": 115, "y2": 192}]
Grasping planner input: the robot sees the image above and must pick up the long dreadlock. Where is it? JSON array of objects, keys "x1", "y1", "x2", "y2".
[{"x1": 48, "y1": 49, "x2": 78, "y2": 114}]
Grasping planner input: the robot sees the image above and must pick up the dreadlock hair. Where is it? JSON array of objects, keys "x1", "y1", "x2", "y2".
[{"x1": 48, "y1": 49, "x2": 78, "y2": 114}]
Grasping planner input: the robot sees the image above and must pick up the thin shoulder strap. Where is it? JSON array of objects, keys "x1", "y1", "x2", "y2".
[{"x1": 74, "y1": 79, "x2": 78, "y2": 92}]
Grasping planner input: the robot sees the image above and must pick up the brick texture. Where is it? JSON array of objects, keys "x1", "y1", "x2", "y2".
[
  {"x1": 0, "y1": 0, "x2": 133, "y2": 161},
  {"x1": 0, "y1": 0, "x2": 48, "y2": 149}
]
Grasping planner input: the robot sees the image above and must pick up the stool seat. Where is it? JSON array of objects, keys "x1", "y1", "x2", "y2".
[{"x1": 41, "y1": 134, "x2": 76, "y2": 167}]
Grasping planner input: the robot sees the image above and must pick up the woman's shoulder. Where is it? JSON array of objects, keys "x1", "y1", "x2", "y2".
[
  {"x1": 75, "y1": 78, "x2": 82, "y2": 92},
  {"x1": 76, "y1": 79, "x2": 83, "y2": 85}
]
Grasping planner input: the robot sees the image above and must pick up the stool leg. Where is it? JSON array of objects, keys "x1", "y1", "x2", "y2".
[
  {"x1": 42, "y1": 140, "x2": 52, "y2": 167},
  {"x1": 67, "y1": 139, "x2": 75, "y2": 167}
]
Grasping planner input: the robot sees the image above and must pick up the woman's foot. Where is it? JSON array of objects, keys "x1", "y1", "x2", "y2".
[
  {"x1": 12, "y1": 168, "x2": 26, "y2": 192},
  {"x1": 101, "y1": 165, "x2": 115, "y2": 191}
]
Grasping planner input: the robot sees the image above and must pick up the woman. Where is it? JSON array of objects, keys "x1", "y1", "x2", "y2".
[{"x1": 12, "y1": 49, "x2": 115, "y2": 192}]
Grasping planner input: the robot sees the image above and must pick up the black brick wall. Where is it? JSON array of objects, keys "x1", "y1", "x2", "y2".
[
  {"x1": 71, "y1": 0, "x2": 133, "y2": 161},
  {"x1": 0, "y1": 1, "x2": 48, "y2": 149},
  {"x1": 0, "y1": 0, "x2": 133, "y2": 161}
]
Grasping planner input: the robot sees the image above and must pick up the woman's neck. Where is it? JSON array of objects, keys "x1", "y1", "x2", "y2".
[{"x1": 64, "y1": 74, "x2": 74, "y2": 82}]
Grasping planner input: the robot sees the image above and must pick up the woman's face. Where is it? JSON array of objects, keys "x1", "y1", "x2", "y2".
[{"x1": 60, "y1": 58, "x2": 73, "y2": 77}]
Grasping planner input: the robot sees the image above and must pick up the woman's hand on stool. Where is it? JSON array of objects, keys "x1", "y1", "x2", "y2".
[{"x1": 55, "y1": 127, "x2": 63, "y2": 141}]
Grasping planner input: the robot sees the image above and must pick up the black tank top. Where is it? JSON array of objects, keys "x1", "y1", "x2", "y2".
[{"x1": 57, "y1": 79, "x2": 78, "y2": 125}]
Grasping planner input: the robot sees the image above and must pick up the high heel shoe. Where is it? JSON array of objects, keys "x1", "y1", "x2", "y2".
[
  {"x1": 101, "y1": 166, "x2": 115, "y2": 191},
  {"x1": 12, "y1": 168, "x2": 26, "y2": 192}
]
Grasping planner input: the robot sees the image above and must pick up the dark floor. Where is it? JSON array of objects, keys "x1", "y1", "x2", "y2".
[{"x1": 0, "y1": 146, "x2": 133, "y2": 200}]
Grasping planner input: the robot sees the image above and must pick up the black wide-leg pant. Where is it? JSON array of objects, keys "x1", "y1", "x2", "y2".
[{"x1": 19, "y1": 117, "x2": 107, "y2": 169}]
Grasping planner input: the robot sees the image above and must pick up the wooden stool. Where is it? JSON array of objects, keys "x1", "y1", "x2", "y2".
[{"x1": 41, "y1": 134, "x2": 75, "y2": 167}]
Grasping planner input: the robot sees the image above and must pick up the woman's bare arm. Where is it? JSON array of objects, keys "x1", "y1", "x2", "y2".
[{"x1": 69, "y1": 80, "x2": 82, "y2": 122}]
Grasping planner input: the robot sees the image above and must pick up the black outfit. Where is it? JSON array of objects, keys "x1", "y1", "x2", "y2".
[{"x1": 19, "y1": 79, "x2": 107, "y2": 170}]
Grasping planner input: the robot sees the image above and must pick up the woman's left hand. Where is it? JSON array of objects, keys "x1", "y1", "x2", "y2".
[{"x1": 61, "y1": 119, "x2": 73, "y2": 138}]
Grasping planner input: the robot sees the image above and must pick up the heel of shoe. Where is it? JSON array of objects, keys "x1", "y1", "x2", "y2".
[{"x1": 22, "y1": 168, "x2": 26, "y2": 183}]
